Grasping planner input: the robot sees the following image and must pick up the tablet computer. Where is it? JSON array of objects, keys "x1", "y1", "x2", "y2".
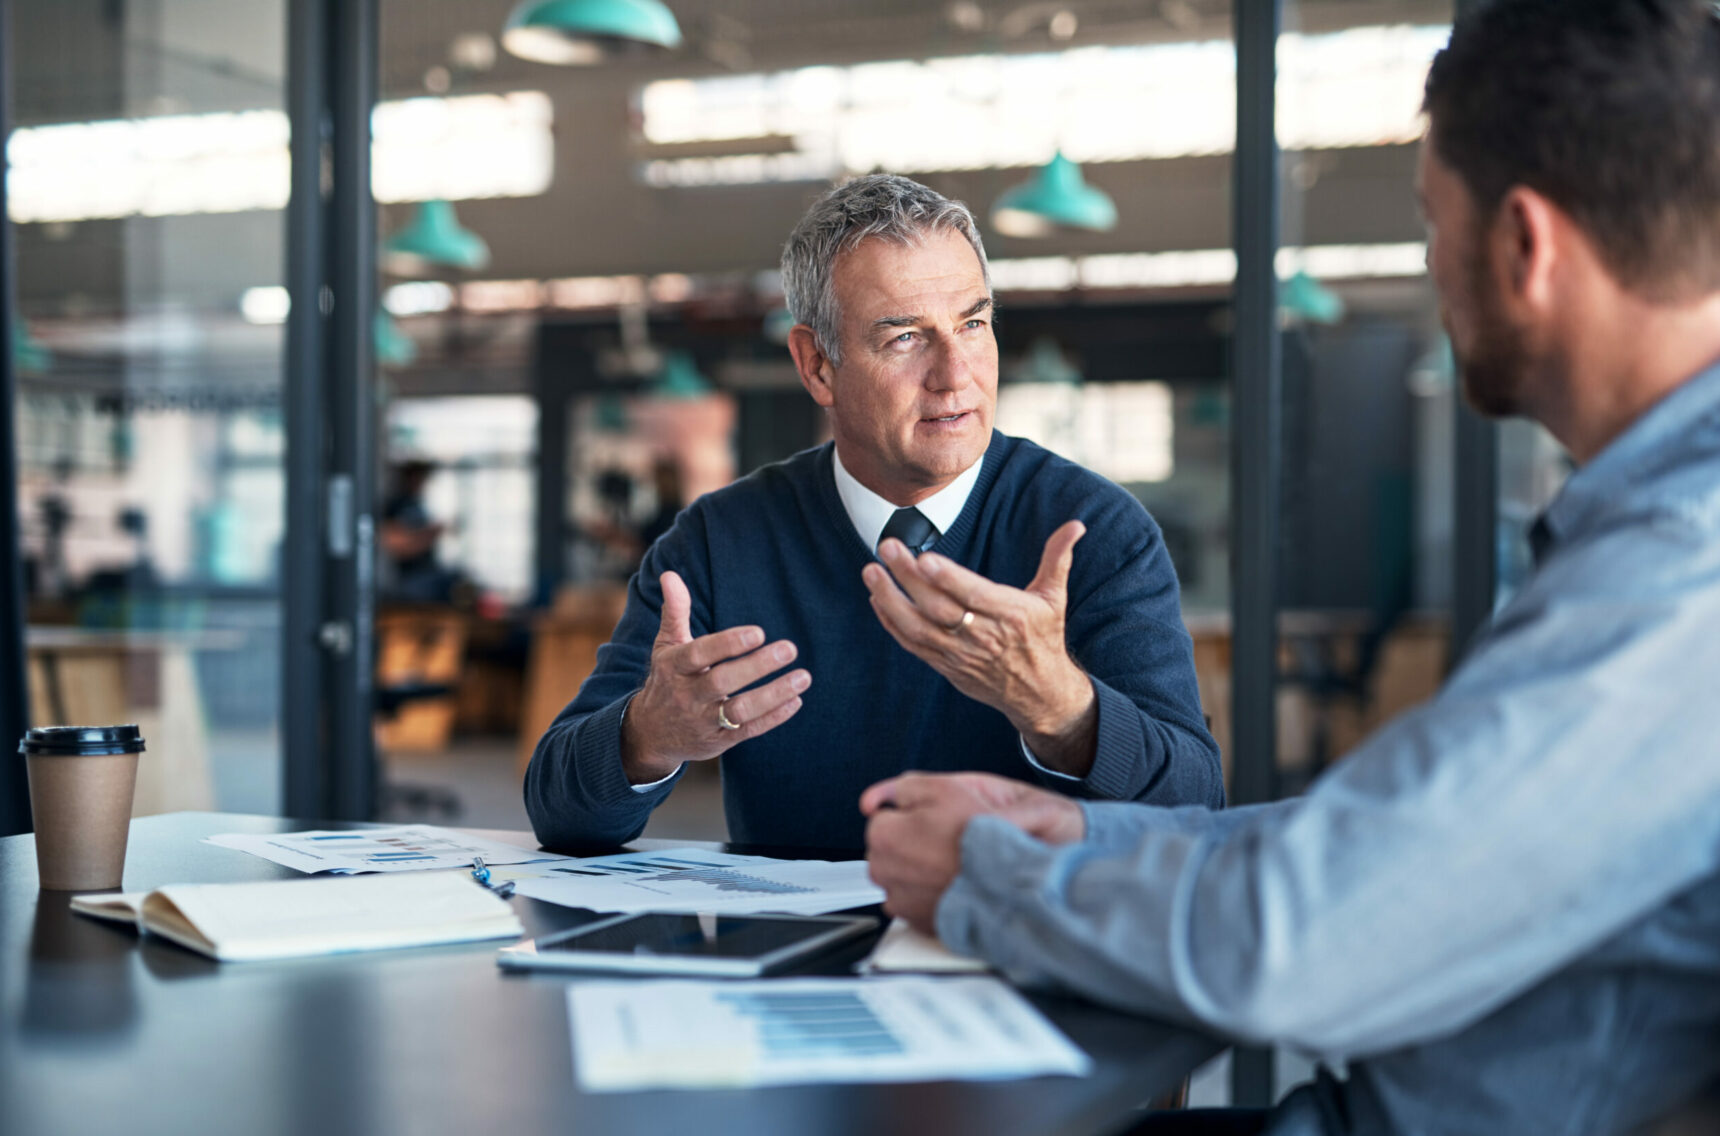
[{"x1": 496, "y1": 912, "x2": 879, "y2": 977}]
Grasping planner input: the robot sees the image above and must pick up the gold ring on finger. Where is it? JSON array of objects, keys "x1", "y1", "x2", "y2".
[
  {"x1": 716, "y1": 698, "x2": 742, "y2": 731},
  {"x1": 947, "y1": 610, "x2": 975, "y2": 635}
]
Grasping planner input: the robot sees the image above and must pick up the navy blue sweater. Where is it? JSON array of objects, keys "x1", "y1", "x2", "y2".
[{"x1": 525, "y1": 432, "x2": 1222, "y2": 852}]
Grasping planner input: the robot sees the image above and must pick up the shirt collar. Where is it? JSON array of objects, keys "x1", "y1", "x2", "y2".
[
  {"x1": 1536, "y1": 358, "x2": 1720, "y2": 558},
  {"x1": 831, "y1": 446, "x2": 985, "y2": 554}
]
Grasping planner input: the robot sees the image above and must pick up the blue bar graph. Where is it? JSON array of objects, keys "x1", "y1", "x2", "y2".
[{"x1": 715, "y1": 991, "x2": 907, "y2": 1058}]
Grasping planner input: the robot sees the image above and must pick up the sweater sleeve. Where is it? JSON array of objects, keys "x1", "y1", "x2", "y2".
[
  {"x1": 1039, "y1": 506, "x2": 1224, "y2": 808},
  {"x1": 523, "y1": 510, "x2": 711, "y2": 851}
]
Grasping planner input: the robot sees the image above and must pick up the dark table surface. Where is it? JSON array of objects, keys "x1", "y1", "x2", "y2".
[{"x1": 0, "y1": 812, "x2": 1223, "y2": 1136}]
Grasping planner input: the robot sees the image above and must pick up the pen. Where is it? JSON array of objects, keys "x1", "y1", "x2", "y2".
[{"x1": 469, "y1": 856, "x2": 517, "y2": 900}]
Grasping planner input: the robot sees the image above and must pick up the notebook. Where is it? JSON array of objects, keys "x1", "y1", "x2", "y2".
[{"x1": 70, "y1": 871, "x2": 523, "y2": 961}]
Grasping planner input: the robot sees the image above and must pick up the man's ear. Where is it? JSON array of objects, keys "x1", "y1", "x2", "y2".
[
  {"x1": 787, "y1": 324, "x2": 837, "y2": 408},
  {"x1": 1495, "y1": 185, "x2": 1562, "y2": 316}
]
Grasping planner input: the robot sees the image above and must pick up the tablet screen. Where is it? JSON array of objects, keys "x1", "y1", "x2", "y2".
[{"x1": 540, "y1": 913, "x2": 854, "y2": 960}]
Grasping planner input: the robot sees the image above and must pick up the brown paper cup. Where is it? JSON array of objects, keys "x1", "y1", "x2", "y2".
[{"x1": 26, "y1": 751, "x2": 140, "y2": 891}]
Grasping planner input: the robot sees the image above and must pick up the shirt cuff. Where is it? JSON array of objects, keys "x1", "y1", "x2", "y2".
[
  {"x1": 619, "y1": 695, "x2": 682, "y2": 793},
  {"x1": 935, "y1": 814, "x2": 1055, "y2": 960},
  {"x1": 628, "y1": 770, "x2": 678, "y2": 793},
  {"x1": 1019, "y1": 736, "x2": 1081, "y2": 782}
]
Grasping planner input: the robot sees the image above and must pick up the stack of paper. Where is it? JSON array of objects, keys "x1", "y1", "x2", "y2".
[
  {"x1": 513, "y1": 847, "x2": 883, "y2": 916},
  {"x1": 859, "y1": 918, "x2": 991, "y2": 974},
  {"x1": 568, "y1": 975, "x2": 1090, "y2": 1091}
]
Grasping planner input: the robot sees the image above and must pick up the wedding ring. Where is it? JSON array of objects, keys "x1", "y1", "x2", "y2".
[
  {"x1": 716, "y1": 699, "x2": 742, "y2": 731},
  {"x1": 948, "y1": 610, "x2": 975, "y2": 634}
]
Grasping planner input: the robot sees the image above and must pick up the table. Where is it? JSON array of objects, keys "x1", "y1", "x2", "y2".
[{"x1": 0, "y1": 812, "x2": 1222, "y2": 1136}]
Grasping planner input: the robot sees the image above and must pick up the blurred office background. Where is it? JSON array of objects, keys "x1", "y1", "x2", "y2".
[
  {"x1": 1, "y1": 0, "x2": 1573, "y2": 831},
  {"x1": 2, "y1": 0, "x2": 1578, "y2": 832},
  {"x1": 0, "y1": 0, "x2": 1573, "y2": 1107}
]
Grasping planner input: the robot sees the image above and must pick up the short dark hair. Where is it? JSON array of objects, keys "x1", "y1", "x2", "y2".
[{"x1": 1424, "y1": 0, "x2": 1720, "y2": 300}]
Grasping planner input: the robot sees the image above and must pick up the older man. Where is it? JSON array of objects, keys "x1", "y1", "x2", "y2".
[
  {"x1": 525, "y1": 175, "x2": 1221, "y2": 852},
  {"x1": 865, "y1": 2, "x2": 1720, "y2": 1132}
]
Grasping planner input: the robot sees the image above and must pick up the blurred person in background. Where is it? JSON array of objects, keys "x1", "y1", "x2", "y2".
[
  {"x1": 864, "y1": 3, "x2": 1720, "y2": 1133},
  {"x1": 637, "y1": 456, "x2": 685, "y2": 552},
  {"x1": 379, "y1": 458, "x2": 465, "y2": 604},
  {"x1": 526, "y1": 174, "x2": 1222, "y2": 852}
]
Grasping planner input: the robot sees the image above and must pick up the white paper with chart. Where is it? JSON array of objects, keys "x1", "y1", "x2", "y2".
[
  {"x1": 204, "y1": 826, "x2": 562, "y2": 874},
  {"x1": 511, "y1": 847, "x2": 883, "y2": 915},
  {"x1": 567, "y1": 975, "x2": 1091, "y2": 1091}
]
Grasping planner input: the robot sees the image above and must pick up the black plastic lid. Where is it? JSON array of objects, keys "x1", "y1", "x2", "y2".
[{"x1": 19, "y1": 725, "x2": 146, "y2": 756}]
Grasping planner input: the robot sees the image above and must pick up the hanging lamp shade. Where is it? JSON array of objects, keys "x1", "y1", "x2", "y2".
[
  {"x1": 991, "y1": 152, "x2": 1118, "y2": 239},
  {"x1": 502, "y1": 0, "x2": 683, "y2": 65},
  {"x1": 651, "y1": 350, "x2": 711, "y2": 399},
  {"x1": 12, "y1": 318, "x2": 50, "y2": 374},
  {"x1": 1279, "y1": 269, "x2": 1346, "y2": 325},
  {"x1": 374, "y1": 310, "x2": 418, "y2": 368},
  {"x1": 762, "y1": 306, "x2": 796, "y2": 345},
  {"x1": 594, "y1": 393, "x2": 632, "y2": 433},
  {"x1": 383, "y1": 200, "x2": 490, "y2": 275},
  {"x1": 1014, "y1": 336, "x2": 1083, "y2": 385}
]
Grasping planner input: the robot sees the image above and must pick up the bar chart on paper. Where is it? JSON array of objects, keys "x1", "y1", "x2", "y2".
[
  {"x1": 568, "y1": 976, "x2": 1092, "y2": 1091},
  {"x1": 717, "y1": 989, "x2": 905, "y2": 1058},
  {"x1": 513, "y1": 848, "x2": 883, "y2": 915},
  {"x1": 204, "y1": 826, "x2": 562, "y2": 874}
]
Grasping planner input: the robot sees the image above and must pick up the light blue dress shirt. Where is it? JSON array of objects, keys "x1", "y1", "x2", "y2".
[{"x1": 938, "y1": 361, "x2": 1720, "y2": 1134}]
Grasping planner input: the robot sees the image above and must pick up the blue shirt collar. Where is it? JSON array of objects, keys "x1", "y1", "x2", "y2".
[{"x1": 1536, "y1": 359, "x2": 1720, "y2": 558}]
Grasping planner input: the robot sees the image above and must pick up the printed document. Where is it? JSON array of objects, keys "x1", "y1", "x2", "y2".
[
  {"x1": 859, "y1": 917, "x2": 991, "y2": 974},
  {"x1": 568, "y1": 975, "x2": 1091, "y2": 1091},
  {"x1": 206, "y1": 826, "x2": 561, "y2": 874},
  {"x1": 513, "y1": 847, "x2": 882, "y2": 915}
]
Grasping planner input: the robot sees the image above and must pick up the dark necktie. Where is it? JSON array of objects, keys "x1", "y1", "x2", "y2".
[{"x1": 879, "y1": 506, "x2": 938, "y2": 555}]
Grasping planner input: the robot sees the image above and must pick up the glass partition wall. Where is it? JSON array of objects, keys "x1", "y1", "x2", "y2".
[
  {"x1": 1270, "y1": 1, "x2": 1454, "y2": 797},
  {"x1": 10, "y1": 0, "x2": 292, "y2": 816},
  {"x1": 5, "y1": 0, "x2": 379, "y2": 831}
]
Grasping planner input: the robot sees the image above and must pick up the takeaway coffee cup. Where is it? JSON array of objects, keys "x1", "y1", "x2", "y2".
[{"x1": 20, "y1": 725, "x2": 145, "y2": 891}]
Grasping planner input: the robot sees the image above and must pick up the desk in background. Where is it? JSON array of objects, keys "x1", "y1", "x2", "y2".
[{"x1": 0, "y1": 811, "x2": 1222, "y2": 1136}]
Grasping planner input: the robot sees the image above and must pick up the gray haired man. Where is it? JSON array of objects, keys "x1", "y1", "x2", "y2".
[{"x1": 526, "y1": 174, "x2": 1221, "y2": 854}]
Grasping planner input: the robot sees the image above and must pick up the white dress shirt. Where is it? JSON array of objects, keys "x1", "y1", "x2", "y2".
[{"x1": 830, "y1": 445, "x2": 982, "y2": 553}]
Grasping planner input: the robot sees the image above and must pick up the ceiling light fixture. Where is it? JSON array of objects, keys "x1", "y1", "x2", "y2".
[
  {"x1": 382, "y1": 200, "x2": 491, "y2": 275},
  {"x1": 501, "y1": 0, "x2": 683, "y2": 65},
  {"x1": 991, "y1": 152, "x2": 1118, "y2": 239}
]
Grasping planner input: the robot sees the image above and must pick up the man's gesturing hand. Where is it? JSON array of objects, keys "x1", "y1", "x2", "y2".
[
  {"x1": 861, "y1": 520, "x2": 1099, "y2": 776},
  {"x1": 861, "y1": 772, "x2": 1086, "y2": 933},
  {"x1": 621, "y1": 571, "x2": 811, "y2": 785}
]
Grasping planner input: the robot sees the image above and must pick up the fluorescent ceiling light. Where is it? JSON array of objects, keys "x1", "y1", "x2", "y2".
[
  {"x1": 637, "y1": 25, "x2": 1447, "y2": 187},
  {"x1": 240, "y1": 286, "x2": 291, "y2": 325},
  {"x1": 9, "y1": 92, "x2": 554, "y2": 224}
]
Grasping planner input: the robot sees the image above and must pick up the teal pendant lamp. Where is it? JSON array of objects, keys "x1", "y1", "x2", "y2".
[
  {"x1": 1279, "y1": 269, "x2": 1346, "y2": 326},
  {"x1": 762, "y1": 307, "x2": 796, "y2": 345},
  {"x1": 594, "y1": 393, "x2": 632, "y2": 433},
  {"x1": 12, "y1": 318, "x2": 50, "y2": 374},
  {"x1": 1015, "y1": 337, "x2": 1082, "y2": 385},
  {"x1": 383, "y1": 200, "x2": 490, "y2": 275},
  {"x1": 375, "y1": 310, "x2": 417, "y2": 368},
  {"x1": 502, "y1": 0, "x2": 683, "y2": 65},
  {"x1": 651, "y1": 350, "x2": 711, "y2": 399},
  {"x1": 992, "y1": 152, "x2": 1118, "y2": 239}
]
